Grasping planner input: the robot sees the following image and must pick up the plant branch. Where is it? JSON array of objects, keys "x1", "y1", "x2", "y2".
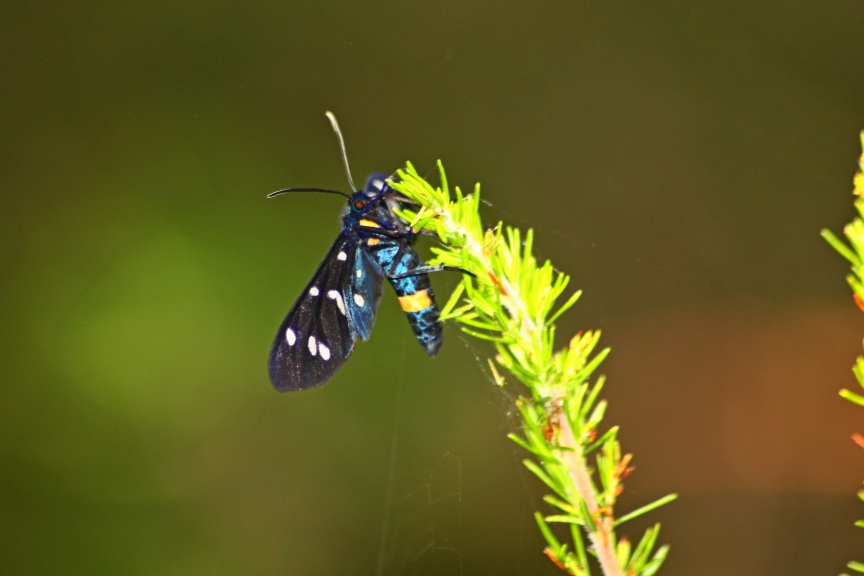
[
  {"x1": 822, "y1": 130, "x2": 864, "y2": 575},
  {"x1": 390, "y1": 161, "x2": 675, "y2": 576},
  {"x1": 558, "y1": 411, "x2": 623, "y2": 576}
]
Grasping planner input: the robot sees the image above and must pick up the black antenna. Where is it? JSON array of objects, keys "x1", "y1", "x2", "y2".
[
  {"x1": 325, "y1": 111, "x2": 357, "y2": 192},
  {"x1": 267, "y1": 187, "x2": 351, "y2": 199}
]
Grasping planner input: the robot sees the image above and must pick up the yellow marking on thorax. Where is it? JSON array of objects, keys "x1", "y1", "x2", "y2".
[
  {"x1": 359, "y1": 219, "x2": 380, "y2": 228},
  {"x1": 398, "y1": 290, "x2": 432, "y2": 312},
  {"x1": 367, "y1": 237, "x2": 380, "y2": 246}
]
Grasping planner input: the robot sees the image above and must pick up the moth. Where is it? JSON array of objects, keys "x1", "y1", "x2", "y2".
[{"x1": 268, "y1": 113, "x2": 467, "y2": 391}]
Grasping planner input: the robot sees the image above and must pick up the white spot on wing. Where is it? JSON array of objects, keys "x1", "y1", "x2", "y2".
[
  {"x1": 372, "y1": 179, "x2": 384, "y2": 190},
  {"x1": 319, "y1": 343, "x2": 331, "y2": 361},
  {"x1": 308, "y1": 335, "x2": 317, "y2": 356},
  {"x1": 337, "y1": 251, "x2": 347, "y2": 261},
  {"x1": 356, "y1": 269, "x2": 362, "y2": 278},
  {"x1": 285, "y1": 328, "x2": 296, "y2": 346},
  {"x1": 309, "y1": 286, "x2": 319, "y2": 297},
  {"x1": 354, "y1": 294, "x2": 365, "y2": 307},
  {"x1": 327, "y1": 290, "x2": 346, "y2": 316}
]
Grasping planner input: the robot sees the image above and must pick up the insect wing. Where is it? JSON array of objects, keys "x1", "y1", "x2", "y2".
[
  {"x1": 346, "y1": 246, "x2": 384, "y2": 341},
  {"x1": 268, "y1": 235, "x2": 359, "y2": 391}
]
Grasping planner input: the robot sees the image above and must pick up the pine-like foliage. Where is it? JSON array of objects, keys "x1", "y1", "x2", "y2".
[
  {"x1": 390, "y1": 162, "x2": 676, "y2": 576},
  {"x1": 821, "y1": 132, "x2": 864, "y2": 575}
]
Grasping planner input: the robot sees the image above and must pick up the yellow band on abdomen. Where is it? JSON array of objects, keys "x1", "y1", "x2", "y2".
[
  {"x1": 398, "y1": 290, "x2": 432, "y2": 312},
  {"x1": 359, "y1": 219, "x2": 380, "y2": 228}
]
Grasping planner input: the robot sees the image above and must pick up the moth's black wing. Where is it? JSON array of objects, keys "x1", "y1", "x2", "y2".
[
  {"x1": 268, "y1": 234, "x2": 360, "y2": 391},
  {"x1": 345, "y1": 245, "x2": 385, "y2": 341}
]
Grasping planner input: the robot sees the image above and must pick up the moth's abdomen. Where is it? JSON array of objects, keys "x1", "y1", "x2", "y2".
[
  {"x1": 403, "y1": 296, "x2": 442, "y2": 356},
  {"x1": 370, "y1": 240, "x2": 443, "y2": 356}
]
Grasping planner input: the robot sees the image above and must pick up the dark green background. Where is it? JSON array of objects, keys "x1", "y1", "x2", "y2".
[{"x1": 3, "y1": 2, "x2": 864, "y2": 574}]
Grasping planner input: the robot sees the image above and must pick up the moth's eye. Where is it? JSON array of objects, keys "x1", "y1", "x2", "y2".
[{"x1": 354, "y1": 201, "x2": 365, "y2": 210}]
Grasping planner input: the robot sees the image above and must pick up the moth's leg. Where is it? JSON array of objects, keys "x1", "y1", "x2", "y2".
[
  {"x1": 389, "y1": 264, "x2": 476, "y2": 279},
  {"x1": 380, "y1": 238, "x2": 474, "y2": 279},
  {"x1": 386, "y1": 242, "x2": 408, "y2": 277}
]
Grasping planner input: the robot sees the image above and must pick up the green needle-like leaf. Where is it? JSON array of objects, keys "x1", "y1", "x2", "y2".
[
  {"x1": 616, "y1": 538, "x2": 631, "y2": 568},
  {"x1": 823, "y1": 228, "x2": 861, "y2": 265},
  {"x1": 614, "y1": 494, "x2": 679, "y2": 527},
  {"x1": 523, "y1": 459, "x2": 569, "y2": 501},
  {"x1": 579, "y1": 499, "x2": 598, "y2": 533},
  {"x1": 841, "y1": 389, "x2": 864, "y2": 407},
  {"x1": 535, "y1": 512, "x2": 565, "y2": 554},
  {"x1": 584, "y1": 427, "x2": 619, "y2": 456},
  {"x1": 544, "y1": 494, "x2": 580, "y2": 515},
  {"x1": 546, "y1": 514, "x2": 585, "y2": 525},
  {"x1": 641, "y1": 545, "x2": 671, "y2": 576}
]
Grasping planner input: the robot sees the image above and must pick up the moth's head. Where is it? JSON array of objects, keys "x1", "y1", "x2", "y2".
[{"x1": 349, "y1": 173, "x2": 390, "y2": 213}]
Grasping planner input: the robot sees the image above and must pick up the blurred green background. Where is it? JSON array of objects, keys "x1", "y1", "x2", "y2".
[{"x1": 3, "y1": 2, "x2": 864, "y2": 574}]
